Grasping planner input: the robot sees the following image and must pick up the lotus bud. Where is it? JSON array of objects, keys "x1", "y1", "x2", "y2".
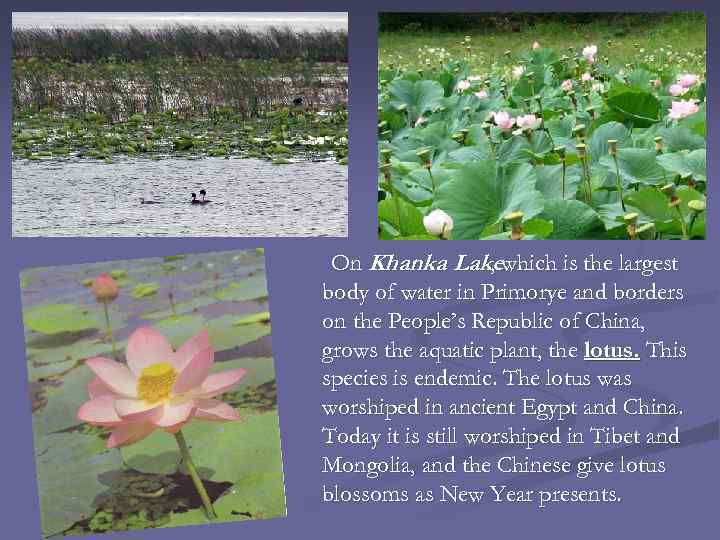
[
  {"x1": 576, "y1": 143, "x2": 587, "y2": 158},
  {"x1": 504, "y1": 211, "x2": 525, "y2": 240},
  {"x1": 624, "y1": 212, "x2": 639, "y2": 239},
  {"x1": 654, "y1": 136, "x2": 663, "y2": 153},
  {"x1": 660, "y1": 183, "x2": 680, "y2": 207},
  {"x1": 92, "y1": 273, "x2": 119, "y2": 303},
  {"x1": 424, "y1": 209, "x2": 453, "y2": 239},
  {"x1": 607, "y1": 139, "x2": 618, "y2": 156}
]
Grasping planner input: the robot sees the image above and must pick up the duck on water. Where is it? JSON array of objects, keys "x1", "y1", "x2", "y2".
[{"x1": 191, "y1": 189, "x2": 211, "y2": 205}]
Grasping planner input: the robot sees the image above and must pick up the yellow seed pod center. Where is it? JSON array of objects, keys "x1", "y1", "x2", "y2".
[{"x1": 137, "y1": 362, "x2": 177, "y2": 403}]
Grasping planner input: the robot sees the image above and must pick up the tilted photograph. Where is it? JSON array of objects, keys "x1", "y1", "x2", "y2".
[
  {"x1": 21, "y1": 248, "x2": 285, "y2": 535},
  {"x1": 12, "y1": 12, "x2": 348, "y2": 237},
  {"x1": 377, "y1": 12, "x2": 706, "y2": 240}
]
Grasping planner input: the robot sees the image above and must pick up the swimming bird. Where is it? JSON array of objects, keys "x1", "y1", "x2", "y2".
[
  {"x1": 191, "y1": 193, "x2": 202, "y2": 205},
  {"x1": 140, "y1": 197, "x2": 161, "y2": 204}
]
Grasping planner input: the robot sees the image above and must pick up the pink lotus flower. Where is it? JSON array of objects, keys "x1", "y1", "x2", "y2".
[
  {"x1": 582, "y1": 44, "x2": 598, "y2": 59},
  {"x1": 677, "y1": 73, "x2": 699, "y2": 88},
  {"x1": 669, "y1": 83, "x2": 688, "y2": 97},
  {"x1": 668, "y1": 100, "x2": 699, "y2": 120},
  {"x1": 532, "y1": 41, "x2": 541, "y2": 50},
  {"x1": 92, "y1": 273, "x2": 119, "y2": 303},
  {"x1": 516, "y1": 114, "x2": 540, "y2": 131},
  {"x1": 561, "y1": 79, "x2": 573, "y2": 92},
  {"x1": 474, "y1": 89, "x2": 488, "y2": 99},
  {"x1": 492, "y1": 111, "x2": 515, "y2": 132},
  {"x1": 581, "y1": 72, "x2": 593, "y2": 82},
  {"x1": 77, "y1": 327, "x2": 246, "y2": 448}
]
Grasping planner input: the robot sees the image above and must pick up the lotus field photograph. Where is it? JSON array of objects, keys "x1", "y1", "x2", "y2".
[
  {"x1": 12, "y1": 12, "x2": 348, "y2": 237},
  {"x1": 21, "y1": 248, "x2": 285, "y2": 536},
  {"x1": 377, "y1": 13, "x2": 707, "y2": 240}
]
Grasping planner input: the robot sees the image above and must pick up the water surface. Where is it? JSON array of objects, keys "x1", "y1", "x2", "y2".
[
  {"x1": 12, "y1": 12, "x2": 348, "y2": 30},
  {"x1": 12, "y1": 157, "x2": 347, "y2": 237}
]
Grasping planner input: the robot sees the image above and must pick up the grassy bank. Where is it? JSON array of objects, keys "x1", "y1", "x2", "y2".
[{"x1": 379, "y1": 14, "x2": 706, "y2": 74}]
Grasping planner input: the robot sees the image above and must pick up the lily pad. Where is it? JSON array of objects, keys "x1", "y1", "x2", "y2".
[
  {"x1": 23, "y1": 304, "x2": 98, "y2": 335},
  {"x1": 35, "y1": 433, "x2": 123, "y2": 538},
  {"x1": 131, "y1": 283, "x2": 159, "y2": 299},
  {"x1": 214, "y1": 274, "x2": 267, "y2": 302},
  {"x1": 234, "y1": 311, "x2": 270, "y2": 326}
]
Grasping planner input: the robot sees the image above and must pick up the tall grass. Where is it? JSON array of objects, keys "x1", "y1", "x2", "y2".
[
  {"x1": 12, "y1": 25, "x2": 348, "y2": 121},
  {"x1": 13, "y1": 25, "x2": 348, "y2": 62}
]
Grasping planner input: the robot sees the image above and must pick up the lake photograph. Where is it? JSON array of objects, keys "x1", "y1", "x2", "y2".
[{"x1": 12, "y1": 12, "x2": 348, "y2": 237}]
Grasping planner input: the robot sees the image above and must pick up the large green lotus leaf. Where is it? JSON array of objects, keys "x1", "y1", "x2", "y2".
[
  {"x1": 679, "y1": 102, "x2": 706, "y2": 137},
  {"x1": 163, "y1": 471, "x2": 286, "y2": 527},
  {"x1": 35, "y1": 433, "x2": 123, "y2": 537},
  {"x1": 206, "y1": 316, "x2": 271, "y2": 352},
  {"x1": 496, "y1": 136, "x2": 532, "y2": 165},
  {"x1": 447, "y1": 145, "x2": 491, "y2": 162},
  {"x1": 534, "y1": 163, "x2": 582, "y2": 200},
  {"x1": 540, "y1": 200, "x2": 605, "y2": 239},
  {"x1": 599, "y1": 148, "x2": 667, "y2": 187},
  {"x1": 122, "y1": 410, "x2": 283, "y2": 483},
  {"x1": 658, "y1": 125, "x2": 706, "y2": 152},
  {"x1": 154, "y1": 315, "x2": 206, "y2": 349},
  {"x1": 607, "y1": 88, "x2": 660, "y2": 127},
  {"x1": 545, "y1": 116, "x2": 575, "y2": 140},
  {"x1": 387, "y1": 79, "x2": 444, "y2": 122},
  {"x1": 378, "y1": 196, "x2": 426, "y2": 238},
  {"x1": 434, "y1": 161, "x2": 544, "y2": 239},
  {"x1": 140, "y1": 295, "x2": 217, "y2": 320},
  {"x1": 587, "y1": 121, "x2": 631, "y2": 161},
  {"x1": 32, "y1": 364, "x2": 96, "y2": 437},
  {"x1": 625, "y1": 186, "x2": 705, "y2": 235},
  {"x1": 215, "y1": 274, "x2": 268, "y2": 302},
  {"x1": 657, "y1": 149, "x2": 706, "y2": 182},
  {"x1": 23, "y1": 304, "x2": 98, "y2": 335}
]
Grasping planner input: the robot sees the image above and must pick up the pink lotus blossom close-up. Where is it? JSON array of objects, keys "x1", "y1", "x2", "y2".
[
  {"x1": 492, "y1": 111, "x2": 515, "y2": 132},
  {"x1": 77, "y1": 327, "x2": 246, "y2": 448},
  {"x1": 668, "y1": 100, "x2": 700, "y2": 120},
  {"x1": 669, "y1": 83, "x2": 688, "y2": 97},
  {"x1": 677, "y1": 73, "x2": 700, "y2": 88},
  {"x1": 516, "y1": 114, "x2": 540, "y2": 131},
  {"x1": 474, "y1": 89, "x2": 488, "y2": 99},
  {"x1": 561, "y1": 79, "x2": 573, "y2": 92}
]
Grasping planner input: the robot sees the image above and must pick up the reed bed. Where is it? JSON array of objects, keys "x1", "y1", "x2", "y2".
[{"x1": 13, "y1": 25, "x2": 348, "y2": 62}]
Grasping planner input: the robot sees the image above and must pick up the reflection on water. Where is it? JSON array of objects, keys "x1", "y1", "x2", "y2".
[{"x1": 12, "y1": 157, "x2": 347, "y2": 237}]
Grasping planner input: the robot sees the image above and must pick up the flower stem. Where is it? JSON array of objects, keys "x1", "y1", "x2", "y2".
[
  {"x1": 612, "y1": 154, "x2": 626, "y2": 211},
  {"x1": 102, "y1": 302, "x2": 118, "y2": 361},
  {"x1": 174, "y1": 431, "x2": 218, "y2": 520},
  {"x1": 674, "y1": 206, "x2": 689, "y2": 240},
  {"x1": 561, "y1": 159, "x2": 566, "y2": 199}
]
